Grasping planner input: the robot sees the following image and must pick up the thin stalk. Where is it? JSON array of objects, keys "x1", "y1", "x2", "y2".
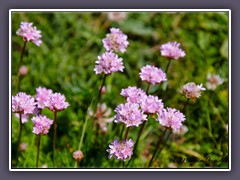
[
  {"x1": 148, "y1": 128, "x2": 170, "y2": 167},
  {"x1": 182, "y1": 98, "x2": 190, "y2": 113},
  {"x1": 36, "y1": 135, "x2": 41, "y2": 168},
  {"x1": 123, "y1": 127, "x2": 130, "y2": 140},
  {"x1": 53, "y1": 111, "x2": 57, "y2": 168},
  {"x1": 119, "y1": 124, "x2": 125, "y2": 139},
  {"x1": 165, "y1": 59, "x2": 172, "y2": 74},
  {"x1": 146, "y1": 83, "x2": 150, "y2": 94},
  {"x1": 16, "y1": 113, "x2": 23, "y2": 166},
  {"x1": 97, "y1": 74, "x2": 107, "y2": 102}
]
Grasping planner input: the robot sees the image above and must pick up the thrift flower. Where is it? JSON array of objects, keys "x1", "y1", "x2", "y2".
[
  {"x1": 36, "y1": 87, "x2": 53, "y2": 109},
  {"x1": 114, "y1": 102, "x2": 147, "y2": 127},
  {"x1": 107, "y1": 12, "x2": 127, "y2": 23},
  {"x1": 180, "y1": 82, "x2": 206, "y2": 102},
  {"x1": 12, "y1": 92, "x2": 36, "y2": 114},
  {"x1": 160, "y1": 41, "x2": 186, "y2": 60},
  {"x1": 107, "y1": 139, "x2": 134, "y2": 161},
  {"x1": 16, "y1": 22, "x2": 42, "y2": 46},
  {"x1": 139, "y1": 65, "x2": 167, "y2": 85},
  {"x1": 94, "y1": 51, "x2": 124, "y2": 75},
  {"x1": 47, "y1": 92, "x2": 70, "y2": 112},
  {"x1": 206, "y1": 73, "x2": 224, "y2": 90},
  {"x1": 19, "y1": 143, "x2": 28, "y2": 152},
  {"x1": 32, "y1": 115, "x2": 53, "y2": 135},
  {"x1": 120, "y1": 86, "x2": 146, "y2": 104},
  {"x1": 15, "y1": 113, "x2": 29, "y2": 124},
  {"x1": 72, "y1": 150, "x2": 84, "y2": 162},
  {"x1": 102, "y1": 27, "x2": 129, "y2": 53},
  {"x1": 140, "y1": 95, "x2": 164, "y2": 114},
  {"x1": 157, "y1": 107, "x2": 186, "y2": 130},
  {"x1": 18, "y1": 65, "x2": 28, "y2": 76}
]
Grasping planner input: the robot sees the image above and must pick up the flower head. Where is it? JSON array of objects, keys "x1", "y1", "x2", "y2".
[
  {"x1": 139, "y1": 65, "x2": 167, "y2": 85},
  {"x1": 47, "y1": 92, "x2": 70, "y2": 112},
  {"x1": 16, "y1": 22, "x2": 42, "y2": 46},
  {"x1": 72, "y1": 150, "x2": 84, "y2": 162},
  {"x1": 160, "y1": 41, "x2": 186, "y2": 60},
  {"x1": 36, "y1": 87, "x2": 53, "y2": 109},
  {"x1": 107, "y1": 139, "x2": 134, "y2": 161},
  {"x1": 32, "y1": 115, "x2": 53, "y2": 135},
  {"x1": 157, "y1": 107, "x2": 186, "y2": 130},
  {"x1": 140, "y1": 95, "x2": 164, "y2": 114},
  {"x1": 102, "y1": 28, "x2": 129, "y2": 53},
  {"x1": 12, "y1": 92, "x2": 36, "y2": 114},
  {"x1": 107, "y1": 12, "x2": 127, "y2": 23},
  {"x1": 180, "y1": 82, "x2": 206, "y2": 102},
  {"x1": 114, "y1": 102, "x2": 147, "y2": 127},
  {"x1": 19, "y1": 65, "x2": 28, "y2": 76},
  {"x1": 94, "y1": 51, "x2": 124, "y2": 75},
  {"x1": 206, "y1": 74, "x2": 224, "y2": 90},
  {"x1": 120, "y1": 86, "x2": 146, "y2": 104}
]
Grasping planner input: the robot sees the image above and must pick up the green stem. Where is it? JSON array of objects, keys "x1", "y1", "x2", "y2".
[
  {"x1": 123, "y1": 127, "x2": 130, "y2": 140},
  {"x1": 36, "y1": 135, "x2": 41, "y2": 168},
  {"x1": 120, "y1": 124, "x2": 125, "y2": 139},
  {"x1": 16, "y1": 113, "x2": 23, "y2": 166},
  {"x1": 146, "y1": 83, "x2": 150, "y2": 94},
  {"x1": 97, "y1": 74, "x2": 107, "y2": 103},
  {"x1": 53, "y1": 111, "x2": 57, "y2": 168},
  {"x1": 165, "y1": 59, "x2": 172, "y2": 74},
  {"x1": 182, "y1": 98, "x2": 190, "y2": 113}
]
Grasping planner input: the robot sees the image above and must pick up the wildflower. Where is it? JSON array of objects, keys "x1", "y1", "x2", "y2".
[
  {"x1": 36, "y1": 87, "x2": 53, "y2": 109},
  {"x1": 47, "y1": 92, "x2": 70, "y2": 112},
  {"x1": 12, "y1": 92, "x2": 36, "y2": 114},
  {"x1": 72, "y1": 150, "x2": 84, "y2": 162},
  {"x1": 102, "y1": 27, "x2": 129, "y2": 53},
  {"x1": 114, "y1": 102, "x2": 147, "y2": 127},
  {"x1": 16, "y1": 22, "x2": 42, "y2": 46},
  {"x1": 172, "y1": 125, "x2": 188, "y2": 135},
  {"x1": 18, "y1": 65, "x2": 28, "y2": 76},
  {"x1": 15, "y1": 113, "x2": 29, "y2": 124},
  {"x1": 206, "y1": 73, "x2": 224, "y2": 90},
  {"x1": 160, "y1": 41, "x2": 186, "y2": 60},
  {"x1": 140, "y1": 95, "x2": 164, "y2": 114},
  {"x1": 180, "y1": 82, "x2": 206, "y2": 102},
  {"x1": 120, "y1": 86, "x2": 146, "y2": 104},
  {"x1": 157, "y1": 107, "x2": 186, "y2": 130},
  {"x1": 107, "y1": 12, "x2": 127, "y2": 23},
  {"x1": 94, "y1": 51, "x2": 124, "y2": 75},
  {"x1": 32, "y1": 115, "x2": 53, "y2": 135},
  {"x1": 107, "y1": 139, "x2": 134, "y2": 161},
  {"x1": 19, "y1": 143, "x2": 28, "y2": 152},
  {"x1": 139, "y1": 65, "x2": 167, "y2": 85}
]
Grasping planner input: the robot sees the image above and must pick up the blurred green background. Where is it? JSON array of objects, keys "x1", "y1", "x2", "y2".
[{"x1": 11, "y1": 11, "x2": 229, "y2": 168}]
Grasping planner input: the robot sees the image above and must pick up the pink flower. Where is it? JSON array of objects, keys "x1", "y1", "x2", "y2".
[
  {"x1": 47, "y1": 92, "x2": 70, "y2": 112},
  {"x1": 16, "y1": 22, "x2": 42, "y2": 46},
  {"x1": 15, "y1": 113, "x2": 29, "y2": 124},
  {"x1": 114, "y1": 102, "x2": 147, "y2": 127},
  {"x1": 32, "y1": 115, "x2": 53, "y2": 135},
  {"x1": 206, "y1": 73, "x2": 224, "y2": 90},
  {"x1": 107, "y1": 12, "x2": 127, "y2": 23},
  {"x1": 120, "y1": 86, "x2": 146, "y2": 104},
  {"x1": 160, "y1": 41, "x2": 186, "y2": 60},
  {"x1": 140, "y1": 95, "x2": 164, "y2": 114},
  {"x1": 102, "y1": 28, "x2": 129, "y2": 53},
  {"x1": 107, "y1": 139, "x2": 134, "y2": 161},
  {"x1": 94, "y1": 51, "x2": 124, "y2": 74},
  {"x1": 157, "y1": 107, "x2": 186, "y2": 130},
  {"x1": 36, "y1": 87, "x2": 53, "y2": 109},
  {"x1": 18, "y1": 65, "x2": 28, "y2": 76},
  {"x1": 180, "y1": 82, "x2": 206, "y2": 102},
  {"x1": 72, "y1": 150, "x2": 84, "y2": 162},
  {"x1": 139, "y1": 65, "x2": 167, "y2": 85},
  {"x1": 12, "y1": 92, "x2": 36, "y2": 114}
]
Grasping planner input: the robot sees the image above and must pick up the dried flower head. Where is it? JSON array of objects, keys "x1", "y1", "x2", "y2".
[
  {"x1": 180, "y1": 82, "x2": 206, "y2": 102},
  {"x1": 140, "y1": 95, "x2": 164, "y2": 114},
  {"x1": 160, "y1": 41, "x2": 186, "y2": 60},
  {"x1": 36, "y1": 87, "x2": 53, "y2": 109},
  {"x1": 18, "y1": 65, "x2": 28, "y2": 76},
  {"x1": 107, "y1": 12, "x2": 127, "y2": 22},
  {"x1": 157, "y1": 107, "x2": 186, "y2": 130},
  {"x1": 47, "y1": 92, "x2": 70, "y2": 112},
  {"x1": 120, "y1": 86, "x2": 146, "y2": 104},
  {"x1": 72, "y1": 150, "x2": 84, "y2": 162},
  {"x1": 206, "y1": 73, "x2": 224, "y2": 90},
  {"x1": 12, "y1": 92, "x2": 36, "y2": 114},
  {"x1": 94, "y1": 51, "x2": 124, "y2": 75},
  {"x1": 32, "y1": 115, "x2": 53, "y2": 135},
  {"x1": 114, "y1": 102, "x2": 147, "y2": 127},
  {"x1": 16, "y1": 22, "x2": 42, "y2": 46},
  {"x1": 139, "y1": 65, "x2": 167, "y2": 85},
  {"x1": 107, "y1": 139, "x2": 134, "y2": 161},
  {"x1": 102, "y1": 28, "x2": 129, "y2": 53}
]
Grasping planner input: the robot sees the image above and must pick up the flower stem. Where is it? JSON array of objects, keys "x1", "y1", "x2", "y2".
[
  {"x1": 16, "y1": 113, "x2": 23, "y2": 166},
  {"x1": 53, "y1": 111, "x2": 57, "y2": 168},
  {"x1": 120, "y1": 124, "x2": 125, "y2": 139},
  {"x1": 97, "y1": 74, "x2": 107, "y2": 103},
  {"x1": 148, "y1": 128, "x2": 171, "y2": 167},
  {"x1": 165, "y1": 59, "x2": 172, "y2": 74},
  {"x1": 36, "y1": 135, "x2": 41, "y2": 168},
  {"x1": 123, "y1": 127, "x2": 130, "y2": 140},
  {"x1": 182, "y1": 98, "x2": 190, "y2": 113},
  {"x1": 146, "y1": 83, "x2": 150, "y2": 94}
]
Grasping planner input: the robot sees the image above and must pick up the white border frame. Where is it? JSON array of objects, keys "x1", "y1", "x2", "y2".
[{"x1": 9, "y1": 9, "x2": 231, "y2": 171}]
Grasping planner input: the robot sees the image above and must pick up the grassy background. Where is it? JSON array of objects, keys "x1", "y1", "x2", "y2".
[{"x1": 11, "y1": 11, "x2": 229, "y2": 168}]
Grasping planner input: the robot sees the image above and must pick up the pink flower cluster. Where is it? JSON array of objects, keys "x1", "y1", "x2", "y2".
[
  {"x1": 180, "y1": 82, "x2": 206, "y2": 101},
  {"x1": 16, "y1": 22, "x2": 42, "y2": 46},
  {"x1": 120, "y1": 86, "x2": 146, "y2": 104},
  {"x1": 114, "y1": 102, "x2": 147, "y2": 127},
  {"x1": 12, "y1": 92, "x2": 36, "y2": 114},
  {"x1": 157, "y1": 107, "x2": 186, "y2": 130},
  {"x1": 72, "y1": 150, "x2": 84, "y2": 162},
  {"x1": 160, "y1": 41, "x2": 186, "y2": 60},
  {"x1": 102, "y1": 28, "x2": 129, "y2": 53},
  {"x1": 36, "y1": 87, "x2": 53, "y2": 109},
  {"x1": 140, "y1": 95, "x2": 164, "y2": 114},
  {"x1": 107, "y1": 139, "x2": 134, "y2": 161},
  {"x1": 206, "y1": 73, "x2": 224, "y2": 90},
  {"x1": 94, "y1": 52, "x2": 124, "y2": 74},
  {"x1": 32, "y1": 115, "x2": 53, "y2": 135},
  {"x1": 139, "y1": 65, "x2": 167, "y2": 85}
]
